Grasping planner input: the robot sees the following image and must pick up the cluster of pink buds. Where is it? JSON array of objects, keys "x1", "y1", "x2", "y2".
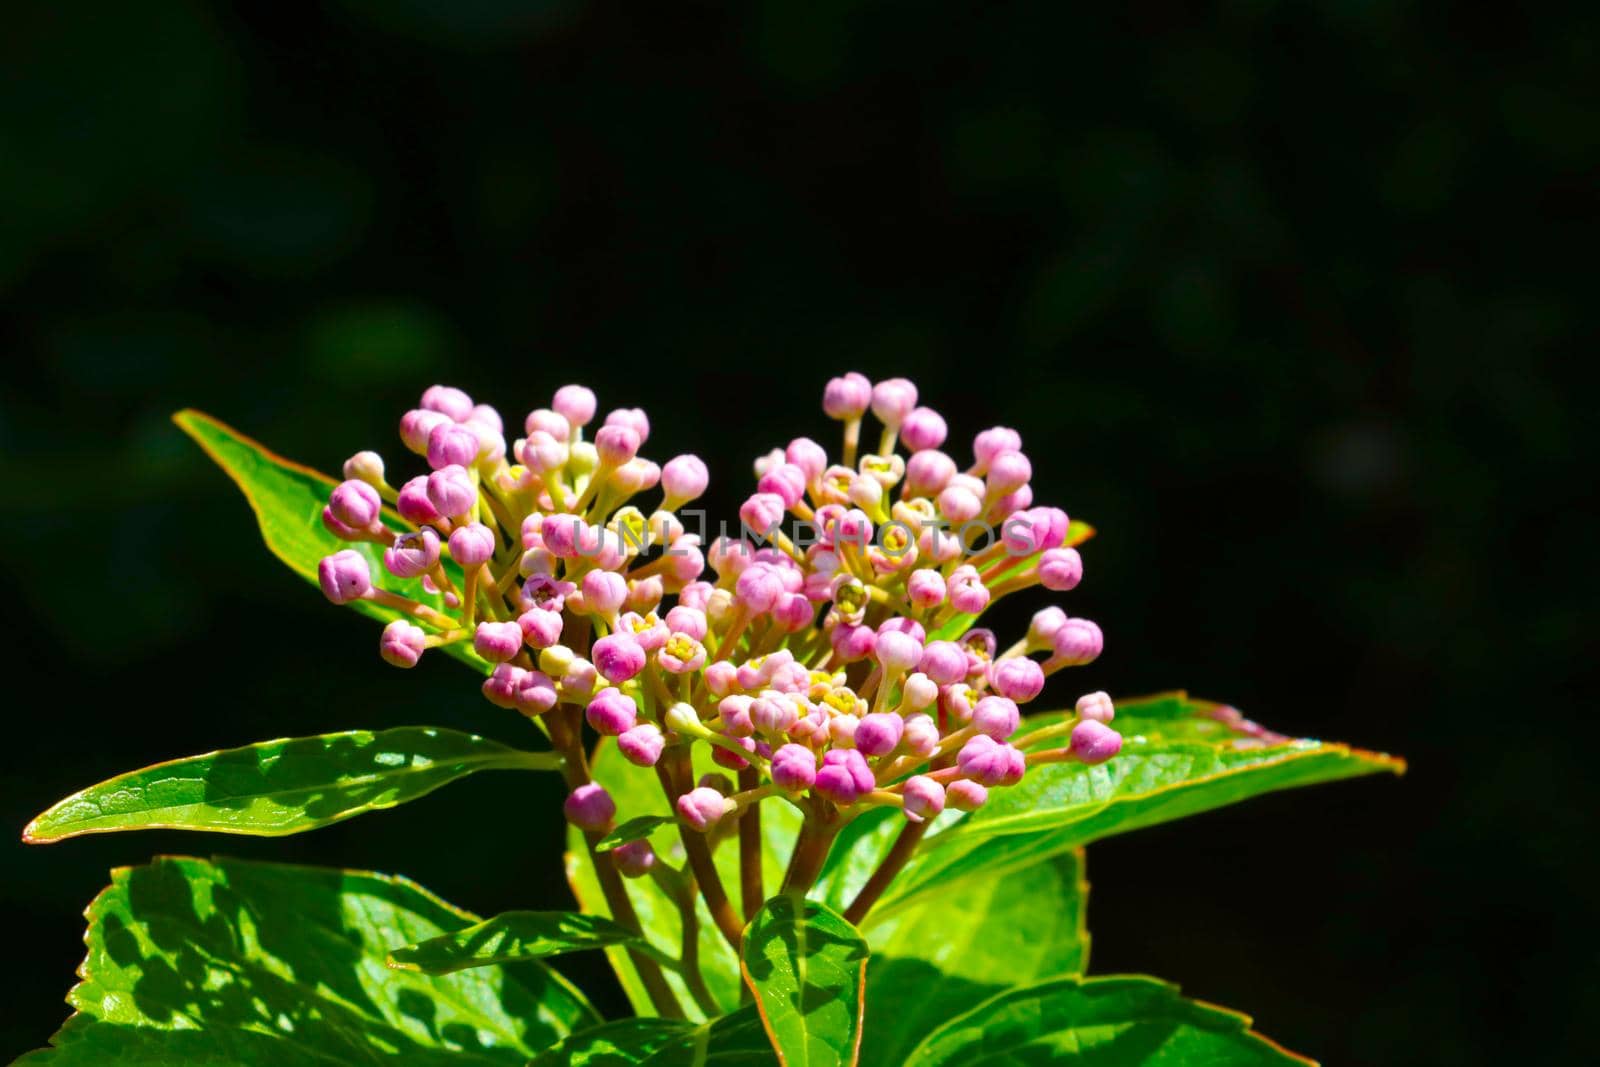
[{"x1": 315, "y1": 375, "x2": 1121, "y2": 867}]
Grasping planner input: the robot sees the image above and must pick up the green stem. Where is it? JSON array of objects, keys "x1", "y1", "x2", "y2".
[
  {"x1": 843, "y1": 818, "x2": 928, "y2": 924},
  {"x1": 737, "y1": 766, "x2": 763, "y2": 921},
  {"x1": 780, "y1": 809, "x2": 839, "y2": 898}
]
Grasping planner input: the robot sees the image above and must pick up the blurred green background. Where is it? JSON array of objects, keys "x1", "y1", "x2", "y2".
[{"x1": 1, "y1": 2, "x2": 1591, "y2": 1062}]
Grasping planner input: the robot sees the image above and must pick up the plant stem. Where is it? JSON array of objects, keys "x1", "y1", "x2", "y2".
[
  {"x1": 659, "y1": 754, "x2": 745, "y2": 952},
  {"x1": 780, "y1": 810, "x2": 839, "y2": 898},
  {"x1": 649, "y1": 866, "x2": 721, "y2": 1018},
  {"x1": 843, "y1": 819, "x2": 928, "y2": 924},
  {"x1": 737, "y1": 766, "x2": 763, "y2": 921},
  {"x1": 558, "y1": 740, "x2": 683, "y2": 1018}
]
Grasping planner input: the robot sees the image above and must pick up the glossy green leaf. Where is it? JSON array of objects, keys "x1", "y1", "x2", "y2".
[
  {"x1": 173, "y1": 409, "x2": 486, "y2": 670},
  {"x1": 566, "y1": 741, "x2": 801, "y2": 1019},
  {"x1": 391, "y1": 910, "x2": 655, "y2": 974},
  {"x1": 595, "y1": 815, "x2": 676, "y2": 853},
  {"x1": 637, "y1": 1007, "x2": 777, "y2": 1066},
  {"x1": 903, "y1": 974, "x2": 1313, "y2": 1065},
  {"x1": 17, "y1": 856, "x2": 597, "y2": 1065},
  {"x1": 873, "y1": 692, "x2": 1403, "y2": 919},
  {"x1": 859, "y1": 850, "x2": 1089, "y2": 1065},
  {"x1": 25, "y1": 727, "x2": 555, "y2": 841},
  {"x1": 927, "y1": 519, "x2": 1095, "y2": 642},
  {"x1": 527, "y1": 1019, "x2": 698, "y2": 1066},
  {"x1": 740, "y1": 897, "x2": 868, "y2": 1067}
]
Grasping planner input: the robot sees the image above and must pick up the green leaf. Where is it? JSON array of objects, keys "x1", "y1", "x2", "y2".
[
  {"x1": 740, "y1": 897, "x2": 868, "y2": 1067},
  {"x1": 566, "y1": 742, "x2": 801, "y2": 1019},
  {"x1": 859, "y1": 850, "x2": 1090, "y2": 1065},
  {"x1": 18, "y1": 856, "x2": 598, "y2": 1065},
  {"x1": 927, "y1": 519, "x2": 1095, "y2": 642},
  {"x1": 903, "y1": 974, "x2": 1314, "y2": 1065},
  {"x1": 391, "y1": 910, "x2": 655, "y2": 974},
  {"x1": 873, "y1": 692, "x2": 1403, "y2": 919},
  {"x1": 595, "y1": 815, "x2": 676, "y2": 853},
  {"x1": 526, "y1": 1019, "x2": 697, "y2": 1066},
  {"x1": 173, "y1": 409, "x2": 487, "y2": 670},
  {"x1": 638, "y1": 1007, "x2": 777, "y2": 1066},
  {"x1": 25, "y1": 727, "x2": 556, "y2": 841}
]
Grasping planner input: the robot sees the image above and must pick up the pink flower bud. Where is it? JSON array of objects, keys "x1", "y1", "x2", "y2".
[
  {"x1": 425, "y1": 465, "x2": 476, "y2": 519},
  {"x1": 421, "y1": 384, "x2": 474, "y2": 421},
  {"x1": 906, "y1": 568, "x2": 947, "y2": 610},
  {"x1": 524, "y1": 409, "x2": 570, "y2": 442},
  {"x1": 586, "y1": 687, "x2": 638, "y2": 735},
  {"x1": 564, "y1": 784, "x2": 616, "y2": 832},
  {"x1": 941, "y1": 683, "x2": 977, "y2": 723},
  {"x1": 899, "y1": 406, "x2": 947, "y2": 451},
  {"x1": 595, "y1": 424, "x2": 641, "y2": 467},
  {"x1": 874, "y1": 629, "x2": 924, "y2": 674},
  {"x1": 321, "y1": 507, "x2": 364, "y2": 541},
  {"x1": 938, "y1": 485, "x2": 983, "y2": 523},
  {"x1": 988, "y1": 484, "x2": 1033, "y2": 523},
  {"x1": 343, "y1": 450, "x2": 386, "y2": 486},
  {"x1": 379, "y1": 620, "x2": 426, "y2": 668},
  {"x1": 1070, "y1": 719, "x2": 1123, "y2": 764},
  {"x1": 904, "y1": 449, "x2": 956, "y2": 497},
  {"x1": 1039, "y1": 547, "x2": 1083, "y2": 591},
  {"x1": 605, "y1": 407, "x2": 650, "y2": 444},
  {"x1": 472, "y1": 621, "x2": 522, "y2": 663},
  {"x1": 870, "y1": 377, "x2": 918, "y2": 427},
  {"x1": 786, "y1": 437, "x2": 828, "y2": 479},
  {"x1": 822, "y1": 372, "x2": 872, "y2": 419},
  {"x1": 514, "y1": 670, "x2": 559, "y2": 715},
  {"x1": 448, "y1": 523, "x2": 496, "y2": 568},
  {"x1": 854, "y1": 712, "x2": 905, "y2": 756},
  {"x1": 510, "y1": 611, "x2": 559, "y2": 655},
  {"x1": 735, "y1": 562, "x2": 785, "y2": 614},
  {"x1": 657, "y1": 632, "x2": 707, "y2": 673},
  {"x1": 957, "y1": 734, "x2": 1024, "y2": 786},
  {"x1": 902, "y1": 713, "x2": 939, "y2": 757},
  {"x1": 718, "y1": 695, "x2": 755, "y2": 736},
  {"x1": 903, "y1": 775, "x2": 945, "y2": 822},
  {"x1": 613, "y1": 839, "x2": 656, "y2": 878},
  {"x1": 329, "y1": 479, "x2": 383, "y2": 530},
  {"x1": 771, "y1": 743, "x2": 819, "y2": 792},
  {"x1": 1049, "y1": 618, "x2": 1104, "y2": 667},
  {"x1": 617, "y1": 723, "x2": 665, "y2": 767},
  {"x1": 919, "y1": 641, "x2": 968, "y2": 686},
  {"x1": 989, "y1": 657, "x2": 1046, "y2": 703},
  {"x1": 384, "y1": 528, "x2": 441, "y2": 579},
  {"x1": 427, "y1": 422, "x2": 481, "y2": 470},
  {"x1": 829, "y1": 622, "x2": 877, "y2": 663},
  {"x1": 400, "y1": 408, "x2": 450, "y2": 454},
  {"x1": 704, "y1": 659, "x2": 739, "y2": 697},
  {"x1": 751, "y1": 694, "x2": 799, "y2": 738},
  {"x1": 592, "y1": 633, "x2": 646, "y2": 683},
  {"x1": 677, "y1": 786, "x2": 730, "y2": 832},
  {"x1": 395, "y1": 475, "x2": 442, "y2": 525},
  {"x1": 828, "y1": 713, "x2": 860, "y2": 748},
  {"x1": 482, "y1": 664, "x2": 526, "y2": 709},
  {"x1": 552, "y1": 384, "x2": 597, "y2": 427},
  {"x1": 902, "y1": 673, "x2": 939, "y2": 712},
  {"x1": 1027, "y1": 606, "x2": 1068, "y2": 649},
  {"x1": 772, "y1": 592, "x2": 815, "y2": 633},
  {"x1": 947, "y1": 565, "x2": 991, "y2": 615},
  {"x1": 318, "y1": 550, "x2": 372, "y2": 604},
  {"x1": 814, "y1": 748, "x2": 875, "y2": 806},
  {"x1": 740, "y1": 492, "x2": 787, "y2": 536},
  {"x1": 986, "y1": 450, "x2": 1032, "y2": 495},
  {"x1": 947, "y1": 779, "x2": 989, "y2": 811},
  {"x1": 972, "y1": 696, "x2": 1021, "y2": 740},
  {"x1": 661, "y1": 454, "x2": 709, "y2": 505},
  {"x1": 1076, "y1": 690, "x2": 1115, "y2": 723},
  {"x1": 972, "y1": 426, "x2": 1022, "y2": 472},
  {"x1": 582, "y1": 570, "x2": 629, "y2": 619}
]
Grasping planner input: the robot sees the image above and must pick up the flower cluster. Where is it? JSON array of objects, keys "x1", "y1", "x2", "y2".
[{"x1": 316, "y1": 375, "x2": 1121, "y2": 877}]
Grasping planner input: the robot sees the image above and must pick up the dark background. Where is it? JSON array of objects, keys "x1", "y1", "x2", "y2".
[{"x1": 2, "y1": 2, "x2": 1592, "y2": 1063}]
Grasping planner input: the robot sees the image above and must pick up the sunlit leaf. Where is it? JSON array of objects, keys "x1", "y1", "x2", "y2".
[
  {"x1": 526, "y1": 1018, "x2": 697, "y2": 1066},
  {"x1": 173, "y1": 409, "x2": 486, "y2": 670},
  {"x1": 740, "y1": 897, "x2": 868, "y2": 1067},
  {"x1": 873, "y1": 692, "x2": 1402, "y2": 919},
  {"x1": 390, "y1": 910, "x2": 656, "y2": 974},
  {"x1": 25, "y1": 727, "x2": 555, "y2": 841},
  {"x1": 903, "y1": 974, "x2": 1313, "y2": 1065},
  {"x1": 595, "y1": 815, "x2": 676, "y2": 853},
  {"x1": 859, "y1": 850, "x2": 1089, "y2": 1065},
  {"x1": 17, "y1": 856, "x2": 597, "y2": 1065}
]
